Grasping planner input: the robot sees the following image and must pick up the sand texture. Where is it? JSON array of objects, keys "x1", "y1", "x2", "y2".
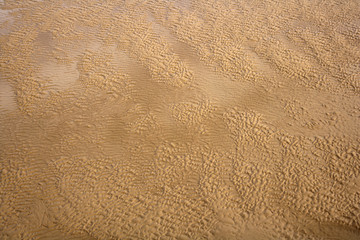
[{"x1": 0, "y1": 0, "x2": 360, "y2": 239}]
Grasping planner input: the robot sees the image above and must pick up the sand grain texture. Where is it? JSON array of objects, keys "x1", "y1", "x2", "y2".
[{"x1": 0, "y1": 0, "x2": 360, "y2": 239}]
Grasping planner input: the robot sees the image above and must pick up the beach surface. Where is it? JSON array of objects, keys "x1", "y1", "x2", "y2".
[{"x1": 0, "y1": 0, "x2": 360, "y2": 239}]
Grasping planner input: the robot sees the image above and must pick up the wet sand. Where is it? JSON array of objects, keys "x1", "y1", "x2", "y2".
[{"x1": 0, "y1": 0, "x2": 360, "y2": 239}]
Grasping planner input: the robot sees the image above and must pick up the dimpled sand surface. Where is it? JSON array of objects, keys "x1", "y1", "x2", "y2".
[{"x1": 0, "y1": 0, "x2": 360, "y2": 239}]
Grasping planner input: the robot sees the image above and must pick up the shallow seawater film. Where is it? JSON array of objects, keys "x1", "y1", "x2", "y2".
[{"x1": 1, "y1": 0, "x2": 360, "y2": 239}]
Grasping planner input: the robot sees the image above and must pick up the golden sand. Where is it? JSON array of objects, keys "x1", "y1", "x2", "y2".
[{"x1": 0, "y1": 0, "x2": 359, "y2": 239}]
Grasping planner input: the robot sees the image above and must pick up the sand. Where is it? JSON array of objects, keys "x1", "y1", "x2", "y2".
[{"x1": 0, "y1": 0, "x2": 359, "y2": 239}]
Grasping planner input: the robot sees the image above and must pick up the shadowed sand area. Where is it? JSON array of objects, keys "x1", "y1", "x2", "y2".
[{"x1": 0, "y1": 0, "x2": 360, "y2": 239}]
